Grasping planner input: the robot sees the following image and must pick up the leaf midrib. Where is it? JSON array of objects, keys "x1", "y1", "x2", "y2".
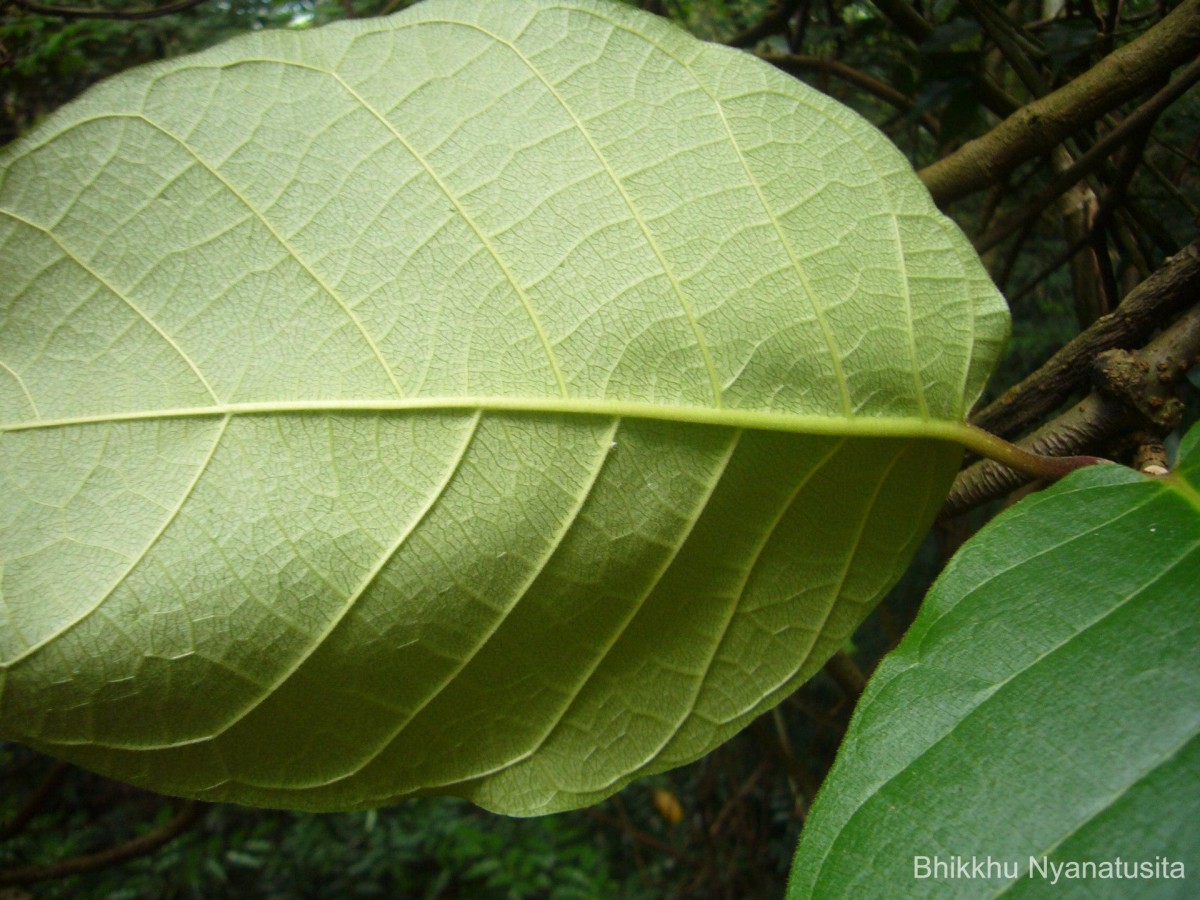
[{"x1": 0, "y1": 395, "x2": 974, "y2": 445}]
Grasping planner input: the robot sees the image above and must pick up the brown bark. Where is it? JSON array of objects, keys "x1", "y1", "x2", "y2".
[
  {"x1": 972, "y1": 240, "x2": 1200, "y2": 440},
  {"x1": 944, "y1": 297, "x2": 1200, "y2": 518},
  {"x1": 919, "y1": 0, "x2": 1200, "y2": 205},
  {"x1": 8, "y1": 0, "x2": 210, "y2": 19},
  {"x1": 0, "y1": 801, "x2": 204, "y2": 887}
]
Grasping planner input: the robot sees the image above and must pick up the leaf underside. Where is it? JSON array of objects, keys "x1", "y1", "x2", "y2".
[
  {"x1": 0, "y1": 0, "x2": 1007, "y2": 813},
  {"x1": 789, "y1": 424, "x2": 1200, "y2": 898}
]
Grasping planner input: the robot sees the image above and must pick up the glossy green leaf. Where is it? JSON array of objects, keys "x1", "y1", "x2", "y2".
[
  {"x1": 0, "y1": 0, "x2": 1007, "y2": 813},
  {"x1": 788, "y1": 424, "x2": 1200, "y2": 897}
]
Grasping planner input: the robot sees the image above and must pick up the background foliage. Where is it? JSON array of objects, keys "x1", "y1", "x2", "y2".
[{"x1": 1, "y1": 0, "x2": 1196, "y2": 896}]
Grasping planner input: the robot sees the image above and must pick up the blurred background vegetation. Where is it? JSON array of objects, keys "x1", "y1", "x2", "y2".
[{"x1": 2, "y1": 0, "x2": 1196, "y2": 896}]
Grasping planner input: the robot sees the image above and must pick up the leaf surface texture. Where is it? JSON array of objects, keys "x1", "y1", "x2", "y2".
[{"x1": 0, "y1": 0, "x2": 1007, "y2": 813}]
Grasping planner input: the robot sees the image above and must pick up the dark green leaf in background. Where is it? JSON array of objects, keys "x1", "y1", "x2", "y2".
[{"x1": 788, "y1": 423, "x2": 1200, "y2": 898}]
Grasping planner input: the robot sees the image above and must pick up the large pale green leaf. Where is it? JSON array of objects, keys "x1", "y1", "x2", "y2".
[
  {"x1": 0, "y1": 0, "x2": 1007, "y2": 813},
  {"x1": 788, "y1": 424, "x2": 1200, "y2": 897}
]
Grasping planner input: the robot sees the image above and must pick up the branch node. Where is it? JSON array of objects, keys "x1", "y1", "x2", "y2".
[{"x1": 1093, "y1": 348, "x2": 1185, "y2": 430}]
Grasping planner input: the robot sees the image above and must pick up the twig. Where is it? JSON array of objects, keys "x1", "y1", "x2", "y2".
[
  {"x1": 822, "y1": 650, "x2": 867, "y2": 700},
  {"x1": 866, "y1": 0, "x2": 931, "y2": 43},
  {"x1": 586, "y1": 807, "x2": 687, "y2": 861},
  {"x1": 919, "y1": 0, "x2": 1200, "y2": 204},
  {"x1": 788, "y1": 0, "x2": 812, "y2": 51},
  {"x1": 759, "y1": 52, "x2": 940, "y2": 135},
  {"x1": 865, "y1": 0, "x2": 1022, "y2": 118},
  {"x1": 1084, "y1": 126, "x2": 1158, "y2": 320},
  {"x1": 943, "y1": 299, "x2": 1200, "y2": 518},
  {"x1": 748, "y1": 714, "x2": 820, "y2": 806},
  {"x1": 1141, "y1": 154, "x2": 1200, "y2": 219},
  {"x1": 0, "y1": 800, "x2": 204, "y2": 887},
  {"x1": 995, "y1": 208, "x2": 1040, "y2": 292},
  {"x1": 0, "y1": 761, "x2": 69, "y2": 842},
  {"x1": 1102, "y1": 0, "x2": 1123, "y2": 40},
  {"x1": 976, "y1": 56, "x2": 1200, "y2": 252},
  {"x1": 8, "y1": 0, "x2": 210, "y2": 20},
  {"x1": 707, "y1": 763, "x2": 765, "y2": 838},
  {"x1": 1121, "y1": 196, "x2": 1184, "y2": 258},
  {"x1": 1006, "y1": 227, "x2": 1103, "y2": 304},
  {"x1": 1133, "y1": 433, "x2": 1169, "y2": 475},
  {"x1": 726, "y1": 0, "x2": 803, "y2": 48},
  {"x1": 1109, "y1": 213, "x2": 1153, "y2": 287},
  {"x1": 768, "y1": 706, "x2": 803, "y2": 805},
  {"x1": 974, "y1": 240, "x2": 1200, "y2": 439},
  {"x1": 963, "y1": 0, "x2": 1049, "y2": 98},
  {"x1": 1149, "y1": 132, "x2": 1200, "y2": 172}
]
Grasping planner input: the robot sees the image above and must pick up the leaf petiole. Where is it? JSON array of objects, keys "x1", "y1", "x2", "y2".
[{"x1": 956, "y1": 423, "x2": 1112, "y2": 481}]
